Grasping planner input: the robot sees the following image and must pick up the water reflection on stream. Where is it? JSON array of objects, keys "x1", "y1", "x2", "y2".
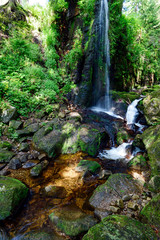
[{"x1": 4, "y1": 152, "x2": 105, "y2": 239}]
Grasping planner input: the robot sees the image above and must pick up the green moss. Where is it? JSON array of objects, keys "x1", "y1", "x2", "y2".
[
  {"x1": 0, "y1": 141, "x2": 12, "y2": 150},
  {"x1": 0, "y1": 150, "x2": 15, "y2": 163},
  {"x1": 82, "y1": 215, "x2": 157, "y2": 240},
  {"x1": 0, "y1": 176, "x2": 28, "y2": 220},
  {"x1": 77, "y1": 160, "x2": 101, "y2": 174},
  {"x1": 141, "y1": 194, "x2": 160, "y2": 231}
]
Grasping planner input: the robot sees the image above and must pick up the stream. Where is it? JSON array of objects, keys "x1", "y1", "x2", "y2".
[{"x1": 1, "y1": 98, "x2": 147, "y2": 240}]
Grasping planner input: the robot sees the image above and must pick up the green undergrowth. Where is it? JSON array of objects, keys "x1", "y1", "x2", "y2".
[{"x1": 0, "y1": 2, "x2": 75, "y2": 116}]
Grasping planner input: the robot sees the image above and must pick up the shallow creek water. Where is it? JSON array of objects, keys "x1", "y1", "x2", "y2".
[{"x1": 3, "y1": 152, "x2": 105, "y2": 239}]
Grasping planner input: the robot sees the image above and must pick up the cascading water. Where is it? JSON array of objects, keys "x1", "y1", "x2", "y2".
[{"x1": 92, "y1": 0, "x2": 111, "y2": 111}]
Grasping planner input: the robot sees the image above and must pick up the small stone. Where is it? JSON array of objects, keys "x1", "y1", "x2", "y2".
[
  {"x1": 8, "y1": 157, "x2": 22, "y2": 170},
  {"x1": 132, "y1": 194, "x2": 139, "y2": 200},
  {"x1": 127, "y1": 201, "x2": 138, "y2": 211},
  {"x1": 110, "y1": 200, "x2": 116, "y2": 206},
  {"x1": 109, "y1": 206, "x2": 120, "y2": 213},
  {"x1": 38, "y1": 153, "x2": 46, "y2": 161},
  {"x1": 22, "y1": 161, "x2": 38, "y2": 169},
  {"x1": 58, "y1": 112, "x2": 65, "y2": 118},
  {"x1": 9, "y1": 120, "x2": 22, "y2": 130},
  {"x1": 19, "y1": 154, "x2": 28, "y2": 163},
  {"x1": 98, "y1": 169, "x2": 112, "y2": 179},
  {"x1": 43, "y1": 185, "x2": 67, "y2": 198},
  {"x1": 1, "y1": 106, "x2": 17, "y2": 123},
  {"x1": 19, "y1": 143, "x2": 29, "y2": 152},
  {"x1": 122, "y1": 195, "x2": 132, "y2": 201},
  {"x1": 116, "y1": 199, "x2": 124, "y2": 209},
  {"x1": 147, "y1": 197, "x2": 151, "y2": 201},
  {"x1": 67, "y1": 112, "x2": 82, "y2": 122}
]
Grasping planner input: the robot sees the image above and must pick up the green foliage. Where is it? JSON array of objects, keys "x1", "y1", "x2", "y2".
[
  {"x1": 78, "y1": 0, "x2": 96, "y2": 26},
  {"x1": 109, "y1": 0, "x2": 160, "y2": 90}
]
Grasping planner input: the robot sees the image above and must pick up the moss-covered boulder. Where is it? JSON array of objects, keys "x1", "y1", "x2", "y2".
[
  {"x1": 16, "y1": 123, "x2": 39, "y2": 137},
  {"x1": 148, "y1": 175, "x2": 160, "y2": 193},
  {"x1": 82, "y1": 215, "x2": 157, "y2": 240},
  {"x1": 141, "y1": 194, "x2": 160, "y2": 232},
  {"x1": 89, "y1": 173, "x2": 142, "y2": 219},
  {"x1": 143, "y1": 89, "x2": 160, "y2": 125},
  {"x1": 78, "y1": 125, "x2": 107, "y2": 157},
  {"x1": 17, "y1": 231, "x2": 58, "y2": 240},
  {"x1": 128, "y1": 155, "x2": 148, "y2": 171},
  {"x1": 116, "y1": 129, "x2": 130, "y2": 145},
  {"x1": 141, "y1": 125, "x2": 160, "y2": 176},
  {"x1": 76, "y1": 160, "x2": 101, "y2": 174},
  {"x1": 0, "y1": 150, "x2": 15, "y2": 163},
  {"x1": 0, "y1": 176, "x2": 28, "y2": 220},
  {"x1": 33, "y1": 120, "x2": 64, "y2": 157},
  {"x1": 49, "y1": 205, "x2": 98, "y2": 237},
  {"x1": 30, "y1": 160, "x2": 48, "y2": 177},
  {"x1": 9, "y1": 120, "x2": 22, "y2": 130}
]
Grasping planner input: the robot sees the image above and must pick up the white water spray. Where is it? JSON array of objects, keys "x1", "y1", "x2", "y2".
[{"x1": 126, "y1": 99, "x2": 142, "y2": 125}]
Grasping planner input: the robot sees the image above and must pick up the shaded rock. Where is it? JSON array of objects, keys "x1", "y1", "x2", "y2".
[
  {"x1": 0, "y1": 163, "x2": 6, "y2": 171},
  {"x1": 122, "y1": 194, "x2": 132, "y2": 201},
  {"x1": 19, "y1": 153, "x2": 28, "y2": 163},
  {"x1": 9, "y1": 120, "x2": 22, "y2": 130},
  {"x1": 33, "y1": 120, "x2": 63, "y2": 157},
  {"x1": 0, "y1": 227, "x2": 9, "y2": 240},
  {"x1": 148, "y1": 175, "x2": 160, "y2": 193},
  {"x1": 16, "y1": 123, "x2": 39, "y2": 137},
  {"x1": 143, "y1": 90, "x2": 160, "y2": 124},
  {"x1": 1, "y1": 106, "x2": 17, "y2": 123},
  {"x1": 109, "y1": 206, "x2": 120, "y2": 213},
  {"x1": 0, "y1": 176, "x2": 28, "y2": 220},
  {"x1": 76, "y1": 160, "x2": 101, "y2": 174},
  {"x1": 82, "y1": 215, "x2": 157, "y2": 240},
  {"x1": 132, "y1": 134, "x2": 145, "y2": 149},
  {"x1": 49, "y1": 205, "x2": 98, "y2": 237},
  {"x1": 116, "y1": 129, "x2": 129, "y2": 145},
  {"x1": 78, "y1": 125, "x2": 107, "y2": 157},
  {"x1": 98, "y1": 169, "x2": 112, "y2": 180},
  {"x1": 141, "y1": 194, "x2": 160, "y2": 232},
  {"x1": 89, "y1": 173, "x2": 142, "y2": 219},
  {"x1": 8, "y1": 157, "x2": 22, "y2": 170},
  {"x1": 38, "y1": 153, "x2": 47, "y2": 161},
  {"x1": 17, "y1": 231, "x2": 56, "y2": 240},
  {"x1": 58, "y1": 111, "x2": 66, "y2": 119},
  {"x1": 0, "y1": 150, "x2": 15, "y2": 163},
  {"x1": 127, "y1": 201, "x2": 138, "y2": 211},
  {"x1": 128, "y1": 155, "x2": 148, "y2": 171},
  {"x1": 43, "y1": 185, "x2": 67, "y2": 198},
  {"x1": 141, "y1": 125, "x2": 160, "y2": 176},
  {"x1": 19, "y1": 142, "x2": 29, "y2": 152},
  {"x1": 30, "y1": 160, "x2": 48, "y2": 177}
]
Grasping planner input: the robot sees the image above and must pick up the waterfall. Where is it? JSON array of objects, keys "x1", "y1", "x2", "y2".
[{"x1": 92, "y1": 0, "x2": 111, "y2": 110}]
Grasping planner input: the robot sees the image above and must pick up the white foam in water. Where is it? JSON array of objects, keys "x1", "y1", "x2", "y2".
[
  {"x1": 91, "y1": 106, "x2": 123, "y2": 120},
  {"x1": 99, "y1": 142, "x2": 133, "y2": 160},
  {"x1": 126, "y1": 99, "x2": 142, "y2": 125}
]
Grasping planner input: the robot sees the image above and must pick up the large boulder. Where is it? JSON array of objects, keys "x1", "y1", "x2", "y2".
[
  {"x1": 49, "y1": 205, "x2": 98, "y2": 237},
  {"x1": 78, "y1": 124, "x2": 107, "y2": 157},
  {"x1": 141, "y1": 124, "x2": 160, "y2": 176},
  {"x1": 82, "y1": 215, "x2": 157, "y2": 240},
  {"x1": 143, "y1": 90, "x2": 160, "y2": 124},
  {"x1": 0, "y1": 176, "x2": 28, "y2": 220},
  {"x1": 89, "y1": 173, "x2": 142, "y2": 219},
  {"x1": 141, "y1": 194, "x2": 160, "y2": 232},
  {"x1": 33, "y1": 120, "x2": 108, "y2": 157}
]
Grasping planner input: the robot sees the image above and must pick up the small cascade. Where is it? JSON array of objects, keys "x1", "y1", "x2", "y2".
[
  {"x1": 99, "y1": 99, "x2": 143, "y2": 162},
  {"x1": 126, "y1": 99, "x2": 142, "y2": 125}
]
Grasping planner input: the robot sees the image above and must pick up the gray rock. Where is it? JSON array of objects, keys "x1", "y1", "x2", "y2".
[
  {"x1": 67, "y1": 112, "x2": 82, "y2": 122},
  {"x1": 98, "y1": 169, "x2": 112, "y2": 179},
  {"x1": 43, "y1": 185, "x2": 67, "y2": 198},
  {"x1": 127, "y1": 201, "x2": 138, "y2": 211},
  {"x1": 30, "y1": 160, "x2": 48, "y2": 177},
  {"x1": 9, "y1": 120, "x2": 22, "y2": 130},
  {"x1": 16, "y1": 123, "x2": 39, "y2": 137},
  {"x1": 8, "y1": 157, "x2": 22, "y2": 170},
  {"x1": 49, "y1": 205, "x2": 98, "y2": 237},
  {"x1": 19, "y1": 143, "x2": 29, "y2": 152},
  {"x1": 1, "y1": 106, "x2": 17, "y2": 123},
  {"x1": 89, "y1": 173, "x2": 142, "y2": 219}
]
